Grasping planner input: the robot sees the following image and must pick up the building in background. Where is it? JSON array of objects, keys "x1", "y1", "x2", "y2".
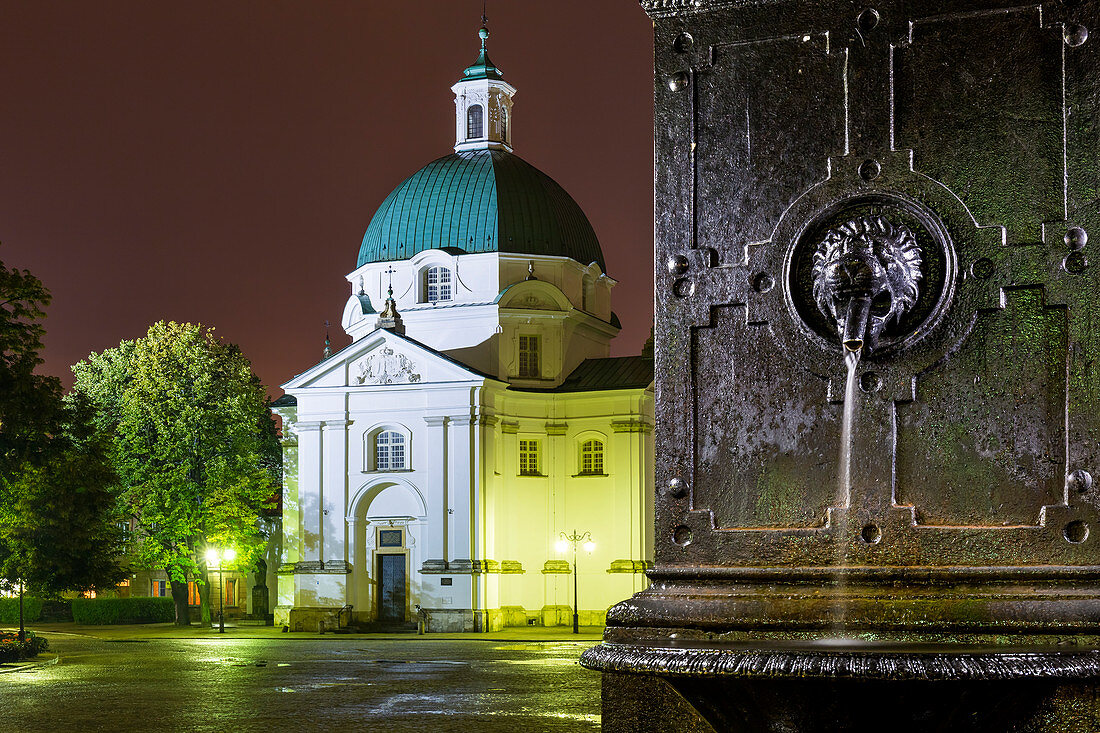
[{"x1": 272, "y1": 24, "x2": 654, "y2": 633}]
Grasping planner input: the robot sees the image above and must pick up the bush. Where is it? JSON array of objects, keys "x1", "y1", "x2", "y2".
[
  {"x1": 0, "y1": 631, "x2": 49, "y2": 662},
  {"x1": 71, "y1": 597, "x2": 175, "y2": 625},
  {"x1": 0, "y1": 597, "x2": 44, "y2": 624}
]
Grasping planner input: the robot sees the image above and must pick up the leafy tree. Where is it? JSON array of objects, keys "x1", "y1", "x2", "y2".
[
  {"x1": 0, "y1": 251, "x2": 61, "y2": 474},
  {"x1": 0, "y1": 249, "x2": 124, "y2": 639},
  {"x1": 72, "y1": 321, "x2": 280, "y2": 625}
]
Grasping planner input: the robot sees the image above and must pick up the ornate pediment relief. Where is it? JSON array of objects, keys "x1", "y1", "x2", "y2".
[{"x1": 354, "y1": 347, "x2": 421, "y2": 385}]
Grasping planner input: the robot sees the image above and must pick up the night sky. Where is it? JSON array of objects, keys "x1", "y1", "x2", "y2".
[{"x1": 0, "y1": 1, "x2": 655, "y2": 394}]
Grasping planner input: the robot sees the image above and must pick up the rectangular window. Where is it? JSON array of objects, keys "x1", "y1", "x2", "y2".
[
  {"x1": 187, "y1": 581, "x2": 201, "y2": 606},
  {"x1": 519, "y1": 439, "x2": 540, "y2": 476},
  {"x1": 225, "y1": 578, "x2": 238, "y2": 607},
  {"x1": 151, "y1": 580, "x2": 168, "y2": 598},
  {"x1": 518, "y1": 336, "x2": 540, "y2": 378}
]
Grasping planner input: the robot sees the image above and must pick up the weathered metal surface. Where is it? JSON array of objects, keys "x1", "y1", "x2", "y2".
[
  {"x1": 589, "y1": 0, "x2": 1100, "y2": 726},
  {"x1": 586, "y1": 0, "x2": 1100, "y2": 645}
]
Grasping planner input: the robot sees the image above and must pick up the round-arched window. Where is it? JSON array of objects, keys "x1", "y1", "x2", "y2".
[
  {"x1": 580, "y1": 439, "x2": 604, "y2": 475},
  {"x1": 424, "y1": 266, "x2": 453, "y2": 303},
  {"x1": 376, "y1": 431, "x2": 407, "y2": 471},
  {"x1": 467, "y1": 105, "x2": 484, "y2": 140}
]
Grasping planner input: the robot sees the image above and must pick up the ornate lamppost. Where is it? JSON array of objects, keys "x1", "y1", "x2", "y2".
[
  {"x1": 204, "y1": 547, "x2": 236, "y2": 633},
  {"x1": 556, "y1": 530, "x2": 595, "y2": 634}
]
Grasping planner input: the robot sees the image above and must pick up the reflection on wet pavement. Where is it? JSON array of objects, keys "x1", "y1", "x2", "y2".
[{"x1": 2, "y1": 636, "x2": 602, "y2": 732}]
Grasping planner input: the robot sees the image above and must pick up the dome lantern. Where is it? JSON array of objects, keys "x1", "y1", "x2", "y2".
[{"x1": 453, "y1": 22, "x2": 515, "y2": 153}]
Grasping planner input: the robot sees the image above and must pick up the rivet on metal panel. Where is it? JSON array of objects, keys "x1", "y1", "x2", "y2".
[
  {"x1": 752, "y1": 273, "x2": 775, "y2": 293},
  {"x1": 1064, "y1": 521, "x2": 1089, "y2": 544},
  {"x1": 859, "y1": 372, "x2": 881, "y2": 393},
  {"x1": 1064, "y1": 24, "x2": 1089, "y2": 47},
  {"x1": 1066, "y1": 226, "x2": 1088, "y2": 250},
  {"x1": 672, "y1": 278, "x2": 695, "y2": 298},
  {"x1": 860, "y1": 524, "x2": 882, "y2": 544},
  {"x1": 1063, "y1": 251, "x2": 1089, "y2": 274},
  {"x1": 857, "y1": 8, "x2": 880, "y2": 33},
  {"x1": 672, "y1": 526, "x2": 693, "y2": 547},
  {"x1": 668, "y1": 477, "x2": 688, "y2": 498},
  {"x1": 858, "y1": 159, "x2": 881, "y2": 181},
  {"x1": 1067, "y1": 469, "x2": 1093, "y2": 494},
  {"x1": 970, "y1": 258, "x2": 994, "y2": 279},
  {"x1": 667, "y1": 72, "x2": 690, "y2": 92},
  {"x1": 674, "y1": 32, "x2": 694, "y2": 53},
  {"x1": 667, "y1": 254, "x2": 690, "y2": 275}
]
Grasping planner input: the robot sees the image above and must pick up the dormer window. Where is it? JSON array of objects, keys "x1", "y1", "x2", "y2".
[
  {"x1": 425, "y1": 266, "x2": 453, "y2": 303},
  {"x1": 467, "y1": 105, "x2": 484, "y2": 139}
]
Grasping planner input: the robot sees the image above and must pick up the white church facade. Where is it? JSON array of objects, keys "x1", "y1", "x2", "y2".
[{"x1": 272, "y1": 26, "x2": 654, "y2": 633}]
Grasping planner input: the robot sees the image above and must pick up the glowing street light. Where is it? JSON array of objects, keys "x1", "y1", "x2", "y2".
[
  {"x1": 204, "y1": 546, "x2": 236, "y2": 633},
  {"x1": 558, "y1": 530, "x2": 595, "y2": 634}
]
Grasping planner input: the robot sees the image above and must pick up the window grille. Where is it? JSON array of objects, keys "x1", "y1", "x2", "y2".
[
  {"x1": 518, "y1": 335, "x2": 540, "y2": 378},
  {"x1": 580, "y1": 439, "x2": 605, "y2": 475},
  {"x1": 501, "y1": 107, "x2": 508, "y2": 141},
  {"x1": 467, "y1": 105, "x2": 484, "y2": 139},
  {"x1": 519, "y1": 439, "x2": 540, "y2": 476},
  {"x1": 376, "y1": 431, "x2": 407, "y2": 471},
  {"x1": 425, "y1": 267, "x2": 453, "y2": 303}
]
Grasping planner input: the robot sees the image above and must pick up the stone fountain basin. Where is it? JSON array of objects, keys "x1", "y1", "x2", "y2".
[
  {"x1": 581, "y1": 638, "x2": 1100, "y2": 680},
  {"x1": 583, "y1": 640, "x2": 1100, "y2": 732}
]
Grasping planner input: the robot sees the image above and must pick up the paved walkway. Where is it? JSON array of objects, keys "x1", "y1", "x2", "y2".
[{"x1": 2, "y1": 621, "x2": 606, "y2": 642}]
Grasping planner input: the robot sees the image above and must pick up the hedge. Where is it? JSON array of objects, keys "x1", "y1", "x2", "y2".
[
  {"x1": 71, "y1": 597, "x2": 175, "y2": 625},
  {"x1": 0, "y1": 597, "x2": 43, "y2": 624}
]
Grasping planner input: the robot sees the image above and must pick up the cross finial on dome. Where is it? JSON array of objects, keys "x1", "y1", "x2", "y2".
[{"x1": 481, "y1": 0, "x2": 489, "y2": 47}]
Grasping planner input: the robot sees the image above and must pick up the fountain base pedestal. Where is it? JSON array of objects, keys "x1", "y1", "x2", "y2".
[{"x1": 584, "y1": 642, "x2": 1100, "y2": 732}]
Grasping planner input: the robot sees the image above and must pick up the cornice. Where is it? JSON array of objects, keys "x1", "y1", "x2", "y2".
[{"x1": 640, "y1": 0, "x2": 776, "y2": 18}]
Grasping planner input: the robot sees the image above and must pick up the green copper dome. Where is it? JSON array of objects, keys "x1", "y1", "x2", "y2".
[{"x1": 358, "y1": 149, "x2": 605, "y2": 270}]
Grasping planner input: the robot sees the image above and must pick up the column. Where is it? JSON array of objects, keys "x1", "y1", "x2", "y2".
[
  {"x1": 295, "y1": 422, "x2": 323, "y2": 564},
  {"x1": 422, "y1": 415, "x2": 449, "y2": 571},
  {"x1": 321, "y1": 419, "x2": 352, "y2": 570}
]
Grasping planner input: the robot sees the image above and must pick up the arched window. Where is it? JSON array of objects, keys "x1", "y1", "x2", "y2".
[
  {"x1": 580, "y1": 439, "x2": 605, "y2": 475},
  {"x1": 501, "y1": 107, "x2": 508, "y2": 142},
  {"x1": 467, "y1": 105, "x2": 484, "y2": 139},
  {"x1": 376, "y1": 431, "x2": 407, "y2": 471},
  {"x1": 424, "y1": 266, "x2": 453, "y2": 303}
]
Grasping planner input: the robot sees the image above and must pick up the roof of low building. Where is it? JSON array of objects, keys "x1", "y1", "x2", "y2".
[{"x1": 532, "y1": 356, "x2": 654, "y2": 393}]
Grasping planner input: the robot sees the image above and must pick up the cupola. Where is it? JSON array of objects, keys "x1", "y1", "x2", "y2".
[{"x1": 452, "y1": 24, "x2": 516, "y2": 153}]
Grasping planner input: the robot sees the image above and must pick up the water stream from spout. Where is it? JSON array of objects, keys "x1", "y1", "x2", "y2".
[
  {"x1": 839, "y1": 348, "x2": 861, "y2": 510},
  {"x1": 832, "y1": 347, "x2": 862, "y2": 638}
]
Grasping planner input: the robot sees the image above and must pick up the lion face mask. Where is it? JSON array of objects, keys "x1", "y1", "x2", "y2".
[{"x1": 811, "y1": 215, "x2": 923, "y2": 354}]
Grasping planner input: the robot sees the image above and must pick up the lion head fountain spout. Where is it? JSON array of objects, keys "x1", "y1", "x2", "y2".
[{"x1": 812, "y1": 215, "x2": 923, "y2": 354}]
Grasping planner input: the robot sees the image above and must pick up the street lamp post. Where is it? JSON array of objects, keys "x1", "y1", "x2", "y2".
[
  {"x1": 556, "y1": 530, "x2": 595, "y2": 634},
  {"x1": 204, "y1": 547, "x2": 236, "y2": 633}
]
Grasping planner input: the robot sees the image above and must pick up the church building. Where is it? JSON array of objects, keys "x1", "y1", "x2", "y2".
[{"x1": 272, "y1": 25, "x2": 654, "y2": 633}]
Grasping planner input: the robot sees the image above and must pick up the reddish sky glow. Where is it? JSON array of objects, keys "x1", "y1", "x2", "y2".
[{"x1": 0, "y1": 1, "x2": 655, "y2": 393}]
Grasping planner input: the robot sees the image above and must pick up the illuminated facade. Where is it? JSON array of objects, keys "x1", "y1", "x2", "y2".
[{"x1": 271, "y1": 26, "x2": 653, "y2": 633}]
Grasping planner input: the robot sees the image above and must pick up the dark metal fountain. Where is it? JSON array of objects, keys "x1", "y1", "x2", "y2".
[{"x1": 581, "y1": 0, "x2": 1100, "y2": 729}]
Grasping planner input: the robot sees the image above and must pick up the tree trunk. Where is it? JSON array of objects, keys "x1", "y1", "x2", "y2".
[
  {"x1": 199, "y1": 566, "x2": 212, "y2": 627},
  {"x1": 169, "y1": 578, "x2": 191, "y2": 626}
]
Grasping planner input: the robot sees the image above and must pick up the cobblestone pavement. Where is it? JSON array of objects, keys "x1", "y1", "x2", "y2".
[{"x1": 0, "y1": 634, "x2": 602, "y2": 732}]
